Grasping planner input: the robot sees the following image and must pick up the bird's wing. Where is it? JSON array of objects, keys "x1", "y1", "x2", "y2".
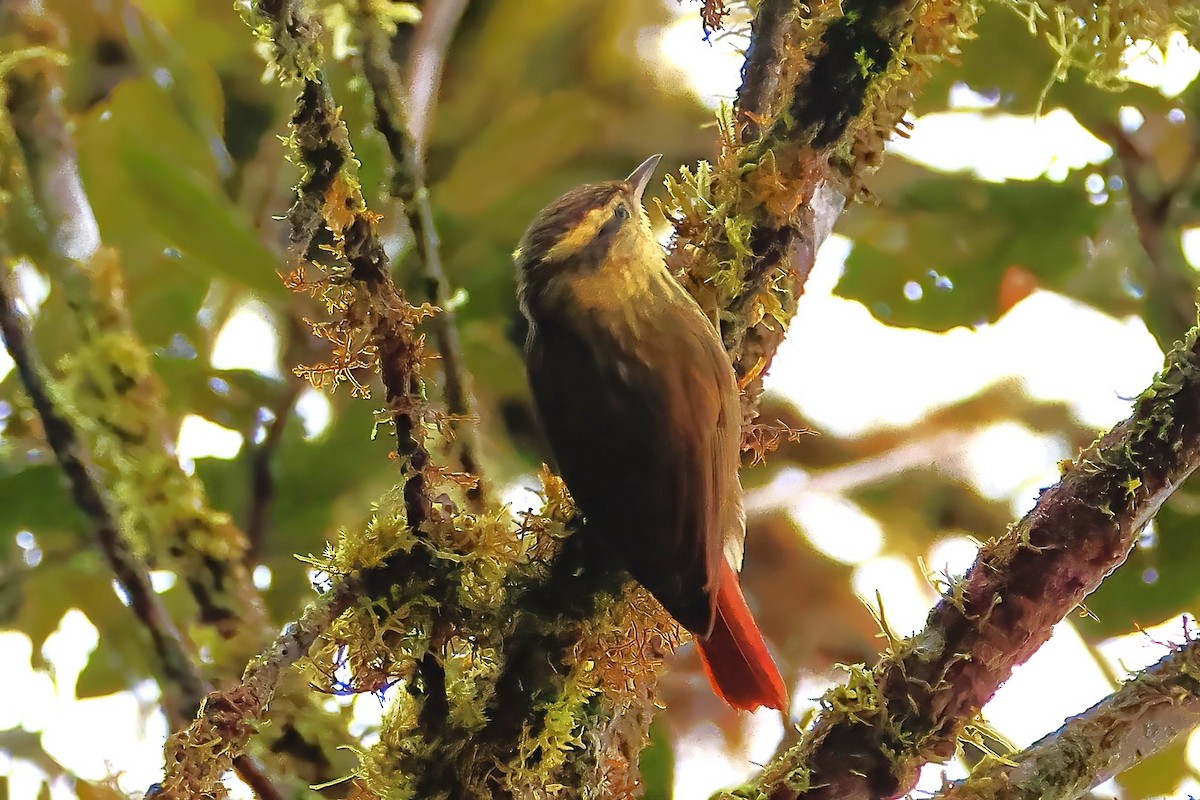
[{"x1": 525, "y1": 300, "x2": 742, "y2": 637}]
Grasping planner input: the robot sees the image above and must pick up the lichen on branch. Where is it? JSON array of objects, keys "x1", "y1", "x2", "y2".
[
  {"x1": 1001, "y1": 0, "x2": 1200, "y2": 88},
  {"x1": 1, "y1": 4, "x2": 267, "y2": 646},
  {"x1": 939, "y1": 632, "x2": 1200, "y2": 800},
  {"x1": 736, "y1": 322, "x2": 1200, "y2": 799},
  {"x1": 226, "y1": 5, "x2": 685, "y2": 798},
  {"x1": 663, "y1": 0, "x2": 980, "y2": 417}
]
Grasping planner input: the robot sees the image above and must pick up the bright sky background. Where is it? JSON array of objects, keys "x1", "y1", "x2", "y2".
[{"x1": 3, "y1": 5, "x2": 1200, "y2": 800}]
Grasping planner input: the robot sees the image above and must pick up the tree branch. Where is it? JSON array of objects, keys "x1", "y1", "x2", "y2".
[
  {"x1": 1, "y1": 0, "x2": 268, "y2": 642},
  {"x1": 0, "y1": 273, "x2": 204, "y2": 720},
  {"x1": 736, "y1": 323, "x2": 1200, "y2": 799},
  {"x1": 244, "y1": 380, "x2": 302, "y2": 558},
  {"x1": 249, "y1": 0, "x2": 443, "y2": 530},
  {"x1": 230, "y1": 2, "x2": 990, "y2": 798},
  {"x1": 155, "y1": 574, "x2": 362, "y2": 799},
  {"x1": 1096, "y1": 121, "x2": 1197, "y2": 344},
  {"x1": 938, "y1": 633, "x2": 1200, "y2": 800},
  {"x1": 0, "y1": 270, "x2": 283, "y2": 800},
  {"x1": 0, "y1": 5, "x2": 372, "y2": 792},
  {"x1": 404, "y1": 0, "x2": 469, "y2": 156},
  {"x1": 667, "y1": 0, "x2": 976, "y2": 418},
  {"x1": 356, "y1": 0, "x2": 486, "y2": 510}
]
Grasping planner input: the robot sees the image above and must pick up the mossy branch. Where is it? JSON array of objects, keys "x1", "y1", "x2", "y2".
[
  {"x1": 1, "y1": 4, "x2": 371, "y2": 792},
  {"x1": 352, "y1": 0, "x2": 487, "y2": 511},
  {"x1": 246, "y1": 0, "x2": 440, "y2": 528},
  {"x1": 239, "y1": 8, "x2": 619, "y2": 797},
  {"x1": 733, "y1": 322, "x2": 1200, "y2": 799},
  {"x1": 665, "y1": 0, "x2": 979, "y2": 416},
  {"x1": 937, "y1": 634, "x2": 1200, "y2": 800},
  {"x1": 0, "y1": 267, "x2": 286, "y2": 800},
  {"x1": 0, "y1": 0, "x2": 267, "y2": 646},
  {"x1": 193, "y1": 1, "x2": 1200, "y2": 799},
  {"x1": 154, "y1": 575, "x2": 362, "y2": 799},
  {"x1": 0, "y1": 269, "x2": 205, "y2": 725}
]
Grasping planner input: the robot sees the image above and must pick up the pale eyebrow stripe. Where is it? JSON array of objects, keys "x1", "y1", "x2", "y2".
[{"x1": 544, "y1": 198, "x2": 621, "y2": 262}]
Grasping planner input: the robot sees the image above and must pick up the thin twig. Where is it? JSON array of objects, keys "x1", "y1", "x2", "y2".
[
  {"x1": 405, "y1": 0, "x2": 469, "y2": 155},
  {"x1": 744, "y1": 429, "x2": 969, "y2": 516},
  {"x1": 0, "y1": 272, "x2": 283, "y2": 800},
  {"x1": 938, "y1": 634, "x2": 1200, "y2": 800},
  {"x1": 1, "y1": 1, "x2": 268, "y2": 638},
  {"x1": 245, "y1": 381, "x2": 302, "y2": 557},
  {"x1": 1097, "y1": 121, "x2": 1198, "y2": 341},
  {"x1": 287, "y1": 74, "x2": 437, "y2": 529},
  {"x1": 357, "y1": 0, "x2": 486, "y2": 510}
]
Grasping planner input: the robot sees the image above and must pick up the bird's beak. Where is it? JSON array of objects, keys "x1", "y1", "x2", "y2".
[{"x1": 626, "y1": 154, "x2": 663, "y2": 206}]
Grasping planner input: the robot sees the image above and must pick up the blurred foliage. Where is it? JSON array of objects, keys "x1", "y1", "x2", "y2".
[
  {"x1": 0, "y1": 0, "x2": 1199, "y2": 798},
  {"x1": 840, "y1": 7, "x2": 1192, "y2": 341}
]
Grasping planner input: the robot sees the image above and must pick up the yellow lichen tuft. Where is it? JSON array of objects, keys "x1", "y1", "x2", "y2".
[
  {"x1": 1002, "y1": 0, "x2": 1199, "y2": 89},
  {"x1": 237, "y1": 0, "x2": 325, "y2": 83},
  {"x1": 355, "y1": 687, "x2": 425, "y2": 800}
]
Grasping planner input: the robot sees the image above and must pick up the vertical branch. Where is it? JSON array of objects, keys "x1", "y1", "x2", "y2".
[
  {"x1": 244, "y1": 381, "x2": 303, "y2": 557},
  {"x1": 356, "y1": 1, "x2": 487, "y2": 510},
  {"x1": 404, "y1": 0, "x2": 469, "y2": 156},
  {"x1": 1098, "y1": 122, "x2": 1199, "y2": 344},
  {"x1": 285, "y1": 73, "x2": 438, "y2": 528},
  {"x1": 667, "y1": 0, "x2": 976, "y2": 417},
  {"x1": 1, "y1": 5, "x2": 366, "y2": 793}
]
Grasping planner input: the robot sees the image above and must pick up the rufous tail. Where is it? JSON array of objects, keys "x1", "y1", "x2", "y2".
[{"x1": 695, "y1": 562, "x2": 788, "y2": 712}]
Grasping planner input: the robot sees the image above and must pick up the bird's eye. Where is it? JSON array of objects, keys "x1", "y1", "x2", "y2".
[{"x1": 614, "y1": 205, "x2": 629, "y2": 221}]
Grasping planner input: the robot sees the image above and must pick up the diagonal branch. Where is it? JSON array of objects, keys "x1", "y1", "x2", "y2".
[
  {"x1": 0, "y1": 273, "x2": 204, "y2": 719},
  {"x1": 1, "y1": 0, "x2": 268, "y2": 642},
  {"x1": 667, "y1": 0, "x2": 976, "y2": 418},
  {"x1": 938, "y1": 633, "x2": 1200, "y2": 800},
  {"x1": 1, "y1": 5, "x2": 371, "y2": 792},
  {"x1": 0, "y1": 270, "x2": 283, "y2": 800},
  {"x1": 154, "y1": 573, "x2": 361, "y2": 800},
  {"x1": 740, "y1": 323, "x2": 1200, "y2": 800}
]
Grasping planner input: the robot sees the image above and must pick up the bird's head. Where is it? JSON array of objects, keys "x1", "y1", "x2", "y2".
[{"x1": 514, "y1": 155, "x2": 662, "y2": 285}]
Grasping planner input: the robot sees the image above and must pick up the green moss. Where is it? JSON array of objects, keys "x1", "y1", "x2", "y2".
[
  {"x1": 237, "y1": 0, "x2": 325, "y2": 83},
  {"x1": 358, "y1": 688, "x2": 426, "y2": 800},
  {"x1": 1001, "y1": 0, "x2": 1199, "y2": 90}
]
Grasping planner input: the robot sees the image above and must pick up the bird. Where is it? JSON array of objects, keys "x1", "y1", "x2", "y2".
[{"x1": 514, "y1": 155, "x2": 787, "y2": 712}]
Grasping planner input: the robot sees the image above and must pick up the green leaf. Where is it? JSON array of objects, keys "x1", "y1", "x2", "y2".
[
  {"x1": 117, "y1": 141, "x2": 282, "y2": 297},
  {"x1": 75, "y1": 78, "x2": 282, "y2": 337},
  {"x1": 851, "y1": 471, "x2": 1013, "y2": 559},
  {"x1": 836, "y1": 166, "x2": 1136, "y2": 330},
  {"x1": 193, "y1": 397, "x2": 396, "y2": 610},
  {"x1": 918, "y1": 6, "x2": 1174, "y2": 120},
  {"x1": 0, "y1": 464, "x2": 86, "y2": 544},
  {"x1": 75, "y1": 648, "x2": 134, "y2": 699},
  {"x1": 638, "y1": 718, "x2": 674, "y2": 800}
]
